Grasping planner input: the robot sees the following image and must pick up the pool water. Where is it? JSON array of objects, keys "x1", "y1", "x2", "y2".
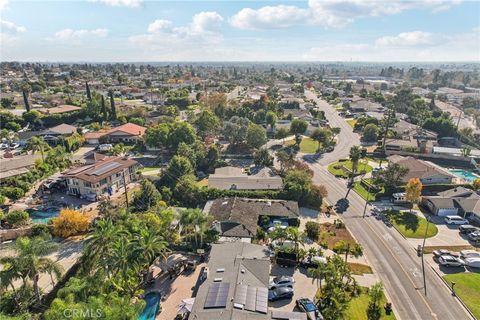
[
  {"x1": 139, "y1": 292, "x2": 161, "y2": 320},
  {"x1": 28, "y1": 209, "x2": 59, "y2": 224},
  {"x1": 449, "y1": 169, "x2": 480, "y2": 182}
]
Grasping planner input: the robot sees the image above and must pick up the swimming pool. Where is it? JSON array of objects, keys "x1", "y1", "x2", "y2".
[
  {"x1": 449, "y1": 169, "x2": 480, "y2": 182},
  {"x1": 138, "y1": 292, "x2": 161, "y2": 320},
  {"x1": 27, "y1": 209, "x2": 59, "y2": 224}
]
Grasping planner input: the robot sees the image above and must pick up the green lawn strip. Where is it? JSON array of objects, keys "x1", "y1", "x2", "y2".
[
  {"x1": 140, "y1": 167, "x2": 160, "y2": 172},
  {"x1": 353, "y1": 179, "x2": 383, "y2": 200},
  {"x1": 423, "y1": 245, "x2": 476, "y2": 254},
  {"x1": 386, "y1": 210, "x2": 438, "y2": 238},
  {"x1": 443, "y1": 273, "x2": 480, "y2": 319},
  {"x1": 345, "y1": 287, "x2": 396, "y2": 320},
  {"x1": 348, "y1": 262, "x2": 373, "y2": 275}
]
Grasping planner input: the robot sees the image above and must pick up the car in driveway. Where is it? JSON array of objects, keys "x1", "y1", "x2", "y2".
[
  {"x1": 459, "y1": 225, "x2": 479, "y2": 235},
  {"x1": 438, "y1": 255, "x2": 464, "y2": 267},
  {"x1": 433, "y1": 249, "x2": 459, "y2": 258},
  {"x1": 468, "y1": 231, "x2": 480, "y2": 241},
  {"x1": 462, "y1": 257, "x2": 480, "y2": 268},
  {"x1": 300, "y1": 256, "x2": 327, "y2": 269},
  {"x1": 296, "y1": 298, "x2": 324, "y2": 320},
  {"x1": 269, "y1": 276, "x2": 295, "y2": 289},
  {"x1": 267, "y1": 220, "x2": 289, "y2": 232},
  {"x1": 268, "y1": 287, "x2": 294, "y2": 302},
  {"x1": 460, "y1": 250, "x2": 480, "y2": 259},
  {"x1": 444, "y1": 216, "x2": 469, "y2": 225}
]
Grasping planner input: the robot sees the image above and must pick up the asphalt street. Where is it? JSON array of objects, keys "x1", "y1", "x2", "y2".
[{"x1": 303, "y1": 90, "x2": 473, "y2": 320}]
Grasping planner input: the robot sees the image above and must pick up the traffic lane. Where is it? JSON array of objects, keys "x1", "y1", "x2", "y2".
[{"x1": 309, "y1": 163, "x2": 471, "y2": 320}]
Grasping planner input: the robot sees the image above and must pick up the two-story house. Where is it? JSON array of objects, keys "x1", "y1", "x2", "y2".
[{"x1": 62, "y1": 156, "x2": 140, "y2": 200}]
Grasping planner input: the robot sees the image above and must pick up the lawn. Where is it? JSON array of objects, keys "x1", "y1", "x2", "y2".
[
  {"x1": 353, "y1": 180, "x2": 384, "y2": 200},
  {"x1": 140, "y1": 167, "x2": 160, "y2": 173},
  {"x1": 285, "y1": 137, "x2": 319, "y2": 153},
  {"x1": 443, "y1": 273, "x2": 480, "y2": 319},
  {"x1": 327, "y1": 160, "x2": 373, "y2": 178},
  {"x1": 345, "y1": 287, "x2": 396, "y2": 320},
  {"x1": 347, "y1": 119, "x2": 358, "y2": 128},
  {"x1": 386, "y1": 210, "x2": 438, "y2": 239},
  {"x1": 348, "y1": 263, "x2": 373, "y2": 275}
]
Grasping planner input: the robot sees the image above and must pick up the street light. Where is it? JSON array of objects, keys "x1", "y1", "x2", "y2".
[
  {"x1": 421, "y1": 216, "x2": 431, "y2": 296},
  {"x1": 363, "y1": 180, "x2": 371, "y2": 218}
]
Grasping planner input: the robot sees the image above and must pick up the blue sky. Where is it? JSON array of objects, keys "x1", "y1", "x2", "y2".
[{"x1": 1, "y1": 0, "x2": 479, "y2": 61}]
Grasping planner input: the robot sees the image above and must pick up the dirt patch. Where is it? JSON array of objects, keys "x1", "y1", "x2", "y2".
[
  {"x1": 348, "y1": 262, "x2": 373, "y2": 275},
  {"x1": 319, "y1": 222, "x2": 357, "y2": 249}
]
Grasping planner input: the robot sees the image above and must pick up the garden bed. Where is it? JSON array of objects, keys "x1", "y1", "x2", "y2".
[
  {"x1": 348, "y1": 262, "x2": 373, "y2": 275},
  {"x1": 319, "y1": 222, "x2": 357, "y2": 249}
]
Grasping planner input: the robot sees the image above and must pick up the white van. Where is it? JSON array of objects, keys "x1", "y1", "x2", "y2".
[{"x1": 444, "y1": 216, "x2": 468, "y2": 225}]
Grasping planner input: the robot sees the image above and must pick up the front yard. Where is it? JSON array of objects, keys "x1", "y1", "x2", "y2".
[
  {"x1": 345, "y1": 287, "x2": 397, "y2": 320},
  {"x1": 443, "y1": 273, "x2": 480, "y2": 319},
  {"x1": 353, "y1": 179, "x2": 384, "y2": 200},
  {"x1": 285, "y1": 137, "x2": 319, "y2": 153},
  {"x1": 386, "y1": 210, "x2": 438, "y2": 239}
]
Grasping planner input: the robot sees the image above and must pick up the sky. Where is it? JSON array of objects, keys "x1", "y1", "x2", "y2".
[{"x1": 0, "y1": 0, "x2": 479, "y2": 62}]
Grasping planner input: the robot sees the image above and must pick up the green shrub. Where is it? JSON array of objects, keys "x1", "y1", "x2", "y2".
[
  {"x1": 5, "y1": 210, "x2": 29, "y2": 228},
  {"x1": 305, "y1": 221, "x2": 320, "y2": 241},
  {"x1": 0, "y1": 187, "x2": 25, "y2": 201},
  {"x1": 30, "y1": 224, "x2": 51, "y2": 238}
]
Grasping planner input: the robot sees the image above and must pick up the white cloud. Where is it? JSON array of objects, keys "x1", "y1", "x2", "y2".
[
  {"x1": 88, "y1": 0, "x2": 142, "y2": 8},
  {"x1": 53, "y1": 28, "x2": 109, "y2": 40},
  {"x1": 375, "y1": 31, "x2": 439, "y2": 47},
  {"x1": 304, "y1": 28, "x2": 479, "y2": 61},
  {"x1": 230, "y1": 5, "x2": 310, "y2": 29},
  {"x1": 0, "y1": 19, "x2": 26, "y2": 47},
  {"x1": 147, "y1": 19, "x2": 173, "y2": 33},
  {"x1": 230, "y1": 0, "x2": 463, "y2": 29},
  {"x1": 130, "y1": 11, "x2": 224, "y2": 48},
  {"x1": 0, "y1": 0, "x2": 8, "y2": 10}
]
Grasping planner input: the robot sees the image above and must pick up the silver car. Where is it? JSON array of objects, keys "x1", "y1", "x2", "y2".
[{"x1": 438, "y1": 255, "x2": 464, "y2": 267}]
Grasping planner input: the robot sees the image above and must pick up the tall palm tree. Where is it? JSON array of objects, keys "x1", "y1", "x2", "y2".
[
  {"x1": 286, "y1": 227, "x2": 305, "y2": 254},
  {"x1": 178, "y1": 209, "x2": 209, "y2": 248},
  {"x1": 0, "y1": 237, "x2": 61, "y2": 303},
  {"x1": 308, "y1": 263, "x2": 328, "y2": 294},
  {"x1": 133, "y1": 229, "x2": 169, "y2": 265},
  {"x1": 25, "y1": 136, "x2": 49, "y2": 161},
  {"x1": 40, "y1": 258, "x2": 63, "y2": 288},
  {"x1": 348, "y1": 145, "x2": 362, "y2": 185}
]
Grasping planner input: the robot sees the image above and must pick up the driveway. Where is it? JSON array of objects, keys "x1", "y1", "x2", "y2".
[{"x1": 269, "y1": 265, "x2": 318, "y2": 312}]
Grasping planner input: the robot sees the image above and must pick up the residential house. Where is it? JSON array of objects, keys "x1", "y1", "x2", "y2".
[
  {"x1": 422, "y1": 187, "x2": 480, "y2": 221},
  {"x1": 388, "y1": 155, "x2": 456, "y2": 185},
  {"x1": 208, "y1": 166, "x2": 283, "y2": 190},
  {"x1": 0, "y1": 154, "x2": 41, "y2": 180},
  {"x1": 189, "y1": 242, "x2": 308, "y2": 320},
  {"x1": 203, "y1": 198, "x2": 300, "y2": 242},
  {"x1": 62, "y1": 155, "x2": 140, "y2": 200},
  {"x1": 104, "y1": 122, "x2": 146, "y2": 143}
]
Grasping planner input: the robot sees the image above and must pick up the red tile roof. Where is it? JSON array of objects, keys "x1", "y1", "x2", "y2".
[{"x1": 107, "y1": 122, "x2": 146, "y2": 137}]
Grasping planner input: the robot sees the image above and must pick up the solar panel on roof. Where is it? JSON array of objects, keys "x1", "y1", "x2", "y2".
[
  {"x1": 256, "y1": 287, "x2": 268, "y2": 314},
  {"x1": 88, "y1": 162, "x2": 122, "y2": 176},
  {"x1": 204, "y1": 282, "x2": 230, "y2": 309},
  {"x1": 245, "y1": 286, "x2": 257, "y2": 311},
  {"x1": 234, "y1": 284, "x2": 248, "y2": 305}
]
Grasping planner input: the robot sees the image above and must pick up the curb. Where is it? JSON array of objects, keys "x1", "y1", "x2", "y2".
[{"x1": 429, "y1": 264, "x2": 477, "y2": 320}]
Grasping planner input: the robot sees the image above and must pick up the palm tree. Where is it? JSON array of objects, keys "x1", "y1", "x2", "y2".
[
  {"x1": 308, "y1": 263, "x2": 328, "y2": 294},
  {"x1": 348, "y1": 145, "x2": 362, "y2": 185},
  {"x1": 0, "y1": 237, "x2": 61, "y2": 303},
  {"x1": 40, "y1": 258, "x2": 63, "y2": 288},
  {"x1": 133, "y1": 229, "x2": 169, "y2": 265},
  {"x1": 286, "y1": 227, "x2": 305, "y2": 254},
  {"x1": 25, "y1": 136, "x2": 49, "y2": 161},
  {"x1": 178, "y1": 209, "x2": 209, "y2": 248}
]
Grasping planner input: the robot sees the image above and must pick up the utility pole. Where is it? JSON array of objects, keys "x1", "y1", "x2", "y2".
[
  {"x1": 456, "y1": 109, "x2": 463, "y2": 130},
  {"x1": 421, "y1": 216, "x2": 431, "y2": 296},
  {"x1": 363, "y1": 181, "x2": 371, "y2": 218},
  {"x1": 122, "y1": 170, "x2": 129, "y2": 209}
]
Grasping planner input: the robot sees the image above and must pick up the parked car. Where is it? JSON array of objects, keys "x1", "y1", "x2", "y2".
[
  {"x1": 444, "y1": 216, "x2": 469, "y2": 225},
  {"x1": 296, "y1": 298, "x2": 324, "y2": 320},
  {"x1": 269, "y1": 276, "x2": 294, "y2": 289},
  {"x1": 459, "y1": 225, "x2": 479, "y2": 235},
  {"x1": 270, "y1": 240, "x2": 295, "y2": 250},
  {"x1": 433, "y1": 249, "x2": 459, "y2": 258},
  {"x1": 300, "y1": 256, "x2": 327, "y2": 269},
  {"x1": 268, "y1": 287, "x2": 294, "y2": 301},
  {"x1": 462, "y1": 257, "x2": 480, "y2": 268},
  {"x1": 468, "y1": 231, "x2": 480, "y2": 241},
  {"x1": 460, "y1": 250, "x2": 480, "y2": 259},
  {"x1": 0, "y1": 143, "x2": 8, "y2": 150},
  {"x1": 438, "y1": 255, "x2": 464, "y2": 267}
]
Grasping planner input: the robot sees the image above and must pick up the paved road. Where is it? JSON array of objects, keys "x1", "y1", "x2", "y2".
[{"x1": 304, "y1": 90, "x2": 472, "y2": 320}]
